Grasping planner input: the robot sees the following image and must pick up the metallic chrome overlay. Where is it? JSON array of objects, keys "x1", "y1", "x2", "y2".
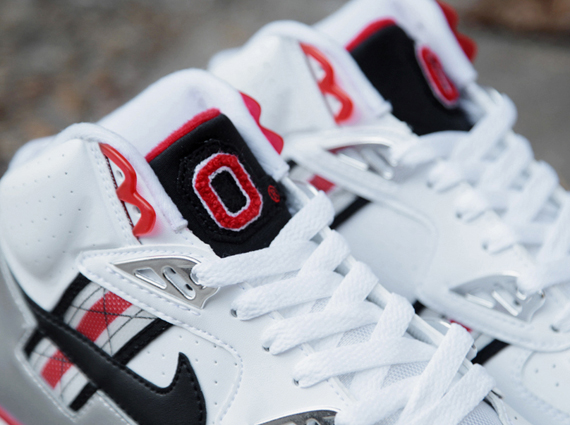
[
  {"x1": 257, "y1": 410, "x2": 337, "y2": 425},
  {"x1": 452, "y1": 274, "x2": 545, "y2": 322},
  {"x1": 113, "y1": 256, "x2": 218, "y2": 309}
]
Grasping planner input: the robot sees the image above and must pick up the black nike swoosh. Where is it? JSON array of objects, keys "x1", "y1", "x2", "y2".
[{"x1": 23, "y1": 292, "x2": 206, "y2": 425}]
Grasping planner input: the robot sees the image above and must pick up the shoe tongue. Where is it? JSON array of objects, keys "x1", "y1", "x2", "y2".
[
  {"x1": 317, "y1": 0, "x2": 478, "y2": 135},
  {"x1": 99, "y1": 70, "x2": 291, "y2": 257},
  {"x1": 209, "y1": 21, "x2": 393, "y2": 136}
]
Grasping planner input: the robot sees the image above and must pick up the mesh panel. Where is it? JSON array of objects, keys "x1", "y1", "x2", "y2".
[
  {"x1": 376, "y1": 410, "x2": 400, "y2": 425},
  {"x1": 372, "y1": 402, "x2": 500, "y2": 425},
  {"x1": 382, "y1": 362, "x2": 427, "y2": 388},
  {"x1": 338, "y1": 324, "x2": 374, "y2": 347},
  {"x1": 460, "y1": 402, "x2": 502, "y2": 425}
]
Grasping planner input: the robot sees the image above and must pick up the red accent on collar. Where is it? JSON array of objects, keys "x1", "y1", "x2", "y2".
[
  {"x1": 437, "y1": 1, "x2": 477, "y2": 62},
  {"x1": 241, "y1": 93, "x2": 284, "y2": 154},
  {"x1": 101, "y1": 144, "x2": 157, "y2": 237},
  {"x1": 300, "y1": 43, "x2": 354, "y2": 124},
  {"x1": 145, "y1": 108, "x2": 221, "y2": 163},
  {"x1": 346, "y1": 18, "x2": 397, "y2": 52}
]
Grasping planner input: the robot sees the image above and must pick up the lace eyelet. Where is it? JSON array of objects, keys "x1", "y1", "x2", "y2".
[
  {"x1": 293, "y1": 379, "x2": 300, "y2": 386},
  {"x1": 262, "y1": 346, "x2": 270, "y2": 352},
  {"x1": 230, "y1": 309, "x2": 238, "y2": 318},
  {"x1": 551, "y1": 325, "x2": 560, "y2": 333}
]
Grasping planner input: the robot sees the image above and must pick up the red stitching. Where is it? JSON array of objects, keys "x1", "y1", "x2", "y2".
[
  {"x1": 101, "y1": 144, "x2": 156, "y2": 237},
  {"x1": 267, "y1": 185, "x2": 281, "y2": 203},
  {"x1": 300, "y1": 44, "x2": 354, "y2": 124},
  {"x1": 193, "y1": 153, "x2": 262, "y2": 230}
]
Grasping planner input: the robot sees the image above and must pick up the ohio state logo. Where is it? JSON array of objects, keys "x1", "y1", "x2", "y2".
[
  {"x1": 193, "y1": 153, "x2": 263, "y2": 231},
  {"x1": 417, "y1": 46, "x2": 460, "y2": 107}
]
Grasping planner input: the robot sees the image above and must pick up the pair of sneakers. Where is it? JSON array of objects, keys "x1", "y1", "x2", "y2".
[{"x1": 0, "y1": 1, "x2": 564, "y2": 425}]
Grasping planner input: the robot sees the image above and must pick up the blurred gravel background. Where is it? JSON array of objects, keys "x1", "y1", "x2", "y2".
[{"x1": 1, "y1": 0, "x2": 570, "y2": 181}]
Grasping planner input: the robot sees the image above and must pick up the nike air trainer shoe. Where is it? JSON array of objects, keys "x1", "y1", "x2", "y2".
[
  {"x1": 0, "y1": 69, "x2": 506, "y2": 425},
  {"x1": 210, "y1": 2, "x2": 570, "y2": 424}
]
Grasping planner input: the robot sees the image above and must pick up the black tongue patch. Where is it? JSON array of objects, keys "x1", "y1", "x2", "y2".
[
  {"x1": 149, "y1": 113, "x2": 291, "y2": 257},
  {"x1": 349, "y1": 24, "x2": 472, "y2": 135}
]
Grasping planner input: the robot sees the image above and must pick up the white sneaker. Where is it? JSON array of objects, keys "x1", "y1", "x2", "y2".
[
  {"x1": 209, "y1": 6, "x2": 569, "y2": 423},
  {"x1": 0, "y1": 68, "x2": 504, "y2": 425}
]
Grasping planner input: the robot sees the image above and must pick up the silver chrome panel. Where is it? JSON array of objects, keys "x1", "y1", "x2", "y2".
[{"x1": 113, "y1": 256, "x2": 218, "y2": 309}]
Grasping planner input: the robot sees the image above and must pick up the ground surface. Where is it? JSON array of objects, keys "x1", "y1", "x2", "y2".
[{"x1": 1, "y1": 0, "x2": 570, "y2": 181}]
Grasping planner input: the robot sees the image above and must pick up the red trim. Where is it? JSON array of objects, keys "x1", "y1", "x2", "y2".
[
  {"x1": 41, "y1": 293, "x2": 132, "y2": 388},
  {"x1": 450, "y1": 319, "x2": 472, "y2": 333},
  {"x1": 145, "y1": 108, "x2": 221, "y2": 162},
  {"x1": 300, "y1": 44, "x2": 354, "y2": 124},
  {"x1": 240, "y1": 93, "x2": 284, "y2": 154},
  {"x1": 437, "y1": 1, "x2": 477, "y2": 62},
  {"x1": 101, "y1": 144, "x2": 156, "y2": 237},
  {"x1": 346, "y1": 19, "x2": 397, "y2": 52},
  {"x1": 194, "y1": 153, "x2": 262, "y2": 230},
  {"x1": 309, "y1": 175, "x2": 335, "y2": 193},
  {"x1": 0, "y1": 405, "x2": 23, "y2": 425},
  {"x1": 418, "y1": 46, "x2": 460, "y2": 106}
]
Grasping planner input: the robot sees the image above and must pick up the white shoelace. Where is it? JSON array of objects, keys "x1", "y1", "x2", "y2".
[
  {"x1": 192, "y1": 191, "x2": 494, "y2": 425},
  {"x1": 392, "y1": 86, "x2": 570, "y2": 302}
]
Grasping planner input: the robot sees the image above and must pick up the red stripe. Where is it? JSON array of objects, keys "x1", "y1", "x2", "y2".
[
  {"x1": 346, "y1": 19, "x2": 397, "y2": 52},
  {"x1": 41, "y1": 292, "x2": 132, "y2": 388},
  {"x1": 0, "y1": 405, "x2": 23, "y2": 425},
  {"x1": 309, "y1": 175, "x2": 335, "y2": 193},
  {"x1": 145, "y1": 108, "x2": 221, "y2": 162},
  {"x1": 241, "y1": 93, "x2": 284, "y2": 154}
]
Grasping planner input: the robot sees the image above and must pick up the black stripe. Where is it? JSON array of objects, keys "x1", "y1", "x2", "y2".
[
  {"x1": 24, "y1": 274, "x2": 92, "y2": 358},
  {"x1": 331, "y1": 197, "x2": 370, "y2": 229},
  {"x1": 69, "y1": 319, "x2": 172, "y2": 411},
  {"x1": 286, "y1": 159, "x2": 298, "y2": 170},
  {"x1": 69, "y1": 384, "x2": 97, "y2": 412},
  {"x1": 472, "y1": 340, "x2": 509, "y2": 365},
  {"x1": 52, "y1": 274, "x2": 92, "y2": 318},
  {"x1": 24, "y1": 329, "x2": 45, "y2": 358},
  {"x1": 413, "y1": 301, "x2": 427, "y2": 315},
  {"x1": 23, "y1": 291, "x2": 206, "y2": 425}
]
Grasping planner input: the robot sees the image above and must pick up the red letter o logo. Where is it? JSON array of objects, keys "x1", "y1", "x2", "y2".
[
  {"x1": 193, "y1": 153, "x2": 263, "y2": 231},
  {"x1": 418, "y1": 46, "x2": 459, "y2": 107}
]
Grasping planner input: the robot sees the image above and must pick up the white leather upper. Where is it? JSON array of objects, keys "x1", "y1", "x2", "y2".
[{"x1": 208, "y1": 14, "x2": 570, "y2": 424}]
